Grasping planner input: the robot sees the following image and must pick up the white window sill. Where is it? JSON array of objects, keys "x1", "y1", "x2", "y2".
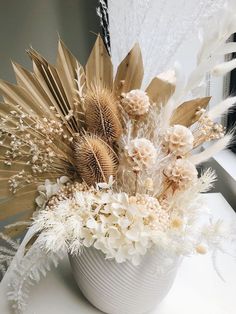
[{"x1": 213, "y1": 149, "x2": 236, "y2": 181}]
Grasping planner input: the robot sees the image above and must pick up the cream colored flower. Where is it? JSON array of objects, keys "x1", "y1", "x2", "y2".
[
  {"x1": 125, "y1": 138, "x2": 156, "y2": 168},
  {"x1": 33, "y1": 175, "x2": 232, "y2": 267},
  {"x1": 80, "y1": 227, "x2": 95, "y2": 247},
  {"x1": 164, "y1": 159, "x2": 198, "y2": 189},
  {"x1": 162, "y1": 125, "x2": 194, "y2": 156},
  {"x1": 121, "y1": 89, "x2": 150, "y2": 116}
]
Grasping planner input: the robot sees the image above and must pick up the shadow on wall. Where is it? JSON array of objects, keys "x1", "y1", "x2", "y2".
[
  {"x1": 56, "y1": 0, "x2": 101, "y2": 65},
  {"x1": 203, "y1": 158, "x2": 236, "y2": 210},
  {"x1": 0, "y1": 0, "x2": 100, "y2": 83}
]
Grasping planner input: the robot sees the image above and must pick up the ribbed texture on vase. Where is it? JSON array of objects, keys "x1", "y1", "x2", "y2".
[{"x1": 69, "y1": 247, "x2": 179, "y2": 314}]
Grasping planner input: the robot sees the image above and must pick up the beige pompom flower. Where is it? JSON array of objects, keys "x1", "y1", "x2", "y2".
[
  {"x1": 164, "y1": 159, "x2": 198, "y2": 190},
  {"x1": 125, "y1": 138, "x2": 156, "y2": 169},
  {"x1": 121, "y1": 89, "x2": 150, "y2": 117},
  {"x1": 162, "y1": 125, "x2": 194, "y2": 156}
]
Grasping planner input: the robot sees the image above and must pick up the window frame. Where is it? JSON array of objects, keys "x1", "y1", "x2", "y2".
[{"x1": 227, "y1": 33, "x2": 236, "y2": 153}]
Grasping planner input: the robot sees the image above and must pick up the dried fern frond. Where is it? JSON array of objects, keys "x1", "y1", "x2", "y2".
[
  {"x1": 73, "y1": 134, "x2": 118, "y2": 186},
  {"x1": 0, "y1": 233, "x2": 20, "y2": 280},
  {"x1": 8, "y1": 239, "x2": 62, "y2": 314},
  {"x1": 84, "y1": 86, "x2": 122, "y2": 142}
]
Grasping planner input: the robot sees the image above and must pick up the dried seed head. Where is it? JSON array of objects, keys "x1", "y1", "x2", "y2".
[
  {"x1": 73, "y1": 134, "x2": 118, "y2": 186},
  {"x1": 84, "y1": 86, "x2": 122, "y2": 142}
]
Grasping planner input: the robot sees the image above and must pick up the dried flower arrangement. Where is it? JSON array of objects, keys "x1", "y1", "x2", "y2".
[{"x1": 0, "y1": 2, "x2": 236, "y2": 313}]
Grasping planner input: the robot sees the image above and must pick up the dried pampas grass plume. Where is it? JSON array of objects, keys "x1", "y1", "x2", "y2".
[
  {"x1": 189, "y1": 134, "x2": 232, "y2": 165},
  {"x1": 84, "y1": 86, "x2": 122, "y2": 142},
  {"x1": 73, "y1": 134, "x2": 118, "y2": 186}
]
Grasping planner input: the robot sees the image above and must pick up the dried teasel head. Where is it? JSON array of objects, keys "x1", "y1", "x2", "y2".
[
  {"x1": 84, "y1": 86, "x2": 122, "y2": 142},
  {"x1": 73, "y1": 134, "x2": 118, "y2": 186}
]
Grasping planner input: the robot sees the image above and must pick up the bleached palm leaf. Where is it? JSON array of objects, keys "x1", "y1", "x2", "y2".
[
  {"x1": 0, "y1": 41, "x2": 85, "y2": 239},
  {"x1": 86, "y1": 34, "x2": 113, "y2": 88},
  {"x1": 145, "y1": 76, "x2": 175, "y2": 106},
  {"x1": 171, "y1": 97, "x2": 211, "y2": 127},
  {"x1": 114, "y1": 43, "x2": 143, "y2": 95}
]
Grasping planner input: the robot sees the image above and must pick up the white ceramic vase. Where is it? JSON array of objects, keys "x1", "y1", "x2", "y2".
[{"x1": 70, "y1": 247, "x2": 179, "y2": 314}]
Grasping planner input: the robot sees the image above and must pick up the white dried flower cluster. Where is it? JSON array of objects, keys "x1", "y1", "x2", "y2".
[
  {"x1": 162, "y1": 125, "x2": 194, "y2": 156},
  {"x1": 121, "y1": 90, "x2": 150, "y2": 117},
  {"x1": 8, "y1": 170, "x2": 35, "y2": 194},
  {"x1": 164, "y1": 159, "x2": 198, "y2": 190},
  {"x1": 32, "y1": 174, "x2": 235, "y2": 268},
  {"x1": 0, "y1": 108, "x2": 73, "y2": 193},
  {"x1": 193, "y1": 109, "x2": 225, "y2": 147},
  {"x1": 34, "y1": 186, "x2": 171, "y2": 265},
  {"x1": 125, "y1": 138, "x2": 156, "y2": 169}
]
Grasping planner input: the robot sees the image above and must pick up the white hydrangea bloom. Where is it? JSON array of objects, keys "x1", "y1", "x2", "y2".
[
  {"x1": 34, "y1": 190, "x2": 171, "y2": 265},
  {"x1": 33, "y1": 176, "x2": 234, "y2": 266}
]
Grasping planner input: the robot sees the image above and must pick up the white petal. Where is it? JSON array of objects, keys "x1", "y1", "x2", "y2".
[
  {"x1": 126, "y1": 226, "x2": 141, "y2": 241},
  {"x1": 108, "y1": 227, "x2": 121, "y2": 239},
  {"x1": 86, "y1": 218, "x2": 97, "y2": 229},
  {"x1": 132, "y1": 254, "x2": 141, "y2": 266}
]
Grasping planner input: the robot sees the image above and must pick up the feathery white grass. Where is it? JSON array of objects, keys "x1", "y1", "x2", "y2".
[
  {"x1": 196, "y1": 168, "x2": 217, "y2": 193},
  {"x1": 161, "y1": 63, "x2": 186, "y2": 129},
  {"x1": 216, "y1": 42, "x2": 236, "y2": 56},
  {"x1": 185, "y1": 3, "x2": 236, "y2": 94},
  {"x1": 212, "y1": 59, "x2": 236, "y2": 77},
  {"x1": 189, "y1": 134, "x2": 232, "y2": 165},
  {"x1": 208, "y1": 97, "x2": 236, "y2": 120}
]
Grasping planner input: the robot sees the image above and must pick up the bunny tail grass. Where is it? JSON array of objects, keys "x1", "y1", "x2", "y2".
[
  {"x1": 208, "y1": 97, "x2": 236, "y2": 120},
  {"x1": 212, "y1": 59, "x2": 236, "y2": 77},
  {"x1": 189, "y1": 134, "x2": 232, "y2": 165}
]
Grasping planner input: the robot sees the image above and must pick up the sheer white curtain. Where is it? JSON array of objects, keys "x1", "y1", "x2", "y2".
[{"x1": 108, "y1": 0, "x2": 226, "y2": 87}]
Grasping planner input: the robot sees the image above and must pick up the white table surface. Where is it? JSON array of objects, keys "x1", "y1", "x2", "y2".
[{"x1": 0, "y1": 193, "x2": 236, "y2": 314}]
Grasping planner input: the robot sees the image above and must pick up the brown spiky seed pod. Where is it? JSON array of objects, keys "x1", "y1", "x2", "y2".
[
  {"x1": 84, "y1": 86, "x2": 122, "y2": 142},
  {"x1": 73, "y1": 134, "x2": 118, "y2": 186}
]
